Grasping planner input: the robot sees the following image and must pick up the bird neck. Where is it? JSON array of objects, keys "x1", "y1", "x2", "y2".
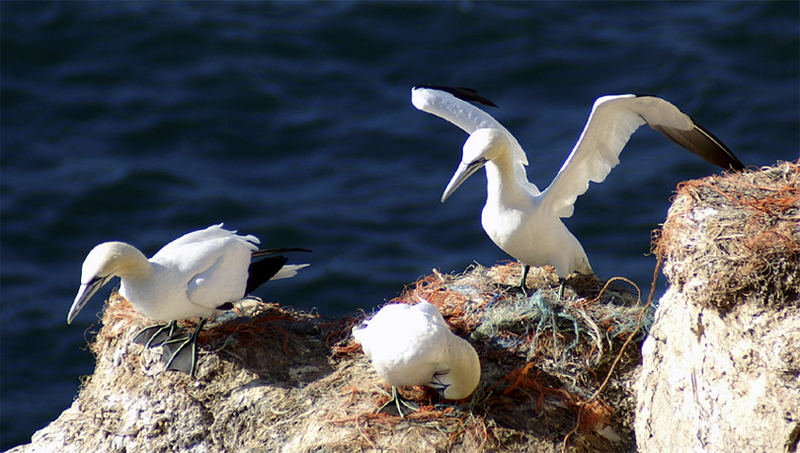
[
  {"x1": 111, "y1": 243, "x2": 153, "y2": 280},
  {"x1": 484, "y1": 151, "x2": 534, "y2": 206}
]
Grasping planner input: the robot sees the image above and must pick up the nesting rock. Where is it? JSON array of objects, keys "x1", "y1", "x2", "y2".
[
  {"x1": 9, "y1": 262, "x2": 648, "y2": 453},
  {"x1": 635, "y1": 161, "x2": 800, "y2": 453}
]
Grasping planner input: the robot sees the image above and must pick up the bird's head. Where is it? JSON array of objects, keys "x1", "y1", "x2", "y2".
[
  {"x1": 67, "y1": 242, "x2": 145, "y2": 324},
  {"x1": 441, "y1": 128, "x2": 510, "y2": 202}
]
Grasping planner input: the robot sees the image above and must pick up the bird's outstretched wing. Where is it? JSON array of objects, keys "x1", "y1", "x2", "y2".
[
  {"x1": 542, "y1": 95, "x2": 743, "y2": 218},
  {"x1": 411, "y1": 85, "x2": 507, "y2": 135},
  {"x1": 413, "y1": 85, "x2": 498, "y2": 107},
  {"x1": 412, "y1": 85, "x2": 536, "y2": 192}
]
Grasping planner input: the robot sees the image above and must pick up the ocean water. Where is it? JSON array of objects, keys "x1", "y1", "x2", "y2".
[{"x1": 1, "y1": 1, "x2": 797, "y2": 448}]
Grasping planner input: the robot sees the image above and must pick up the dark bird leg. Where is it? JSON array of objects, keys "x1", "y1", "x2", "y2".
[
  {"x1": 133, "y1": 320, "x2": 184, "y2": 348},
  {"x1": 519, "y1": 264, "x2": 530, "y2": 293},
  {"x1": 557, "y1": 277, "x2": 566, "y2": 300},
  {"x1": 161, "y1": 319, "x2": 207, "y2": 376},
  {"x1": 377, "y1": 386, "x2": 419, "y2": 418}
]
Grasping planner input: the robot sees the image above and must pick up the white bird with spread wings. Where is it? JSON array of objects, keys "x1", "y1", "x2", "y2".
[{"x1": 412, "y1": 85, "x2": 744, "y2": 290}]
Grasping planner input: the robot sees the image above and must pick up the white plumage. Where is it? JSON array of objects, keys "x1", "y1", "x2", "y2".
[
  {"x1": 353, "y1": 301, "x2": 480, "y2": 401},
  {"x1": 68, "y1": 223, "x2": 308, "y2": 324},
  {"x1": 412, "y1": 85, "x2": 743, "y2": 281}
]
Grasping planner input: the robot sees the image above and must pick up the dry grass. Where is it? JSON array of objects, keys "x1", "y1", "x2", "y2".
[
  {"x1": 72, "y1": 259, "x2": 647, "y2": 452},
  {"x1": 22, "y1": 163, "x2": 798, "y2": 453},
  {"x1": 55, "y1": 161, "x2": 800, "y2": 452},
  {"x1": 330, "y1": 263, "x2": 649, "y2": 452},
  {"x1": 654, "y1": 160, "x2": 800, "y2": 311}
]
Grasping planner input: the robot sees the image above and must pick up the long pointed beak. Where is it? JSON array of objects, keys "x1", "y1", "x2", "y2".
[
  {"x1": 67, "y1": 275, "x2": 111, "y2": 324},
  {"x1": 441, "y1": 158, "x2": 487, "y2": 202}
]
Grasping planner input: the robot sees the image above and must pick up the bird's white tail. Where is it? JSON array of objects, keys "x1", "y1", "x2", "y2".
[{"x1": 271, "y1": 264, "x2": 310, "y2": 280}]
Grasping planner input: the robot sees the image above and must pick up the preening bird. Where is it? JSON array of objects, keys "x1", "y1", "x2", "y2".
[
  {"x1": 412, "y1": 85, "x2": 744, "y2": 291},
  {"x1": 68, "y1": 223, "x2": 309, "y2": 375},
  {"x1": 352, "y1": 301, "x2": 481, "y2": 416}
]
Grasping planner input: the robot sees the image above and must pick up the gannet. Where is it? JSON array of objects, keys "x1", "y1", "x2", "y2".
[
  {"x1": 412, "y1": 85, "x2": 744, "y2": 290},
  {"x1": 352, "y1": 301, "x2": 481, "y2": 416},
  {"x1": 68, "y1": 223, "x2": 310, "y2": 375}
]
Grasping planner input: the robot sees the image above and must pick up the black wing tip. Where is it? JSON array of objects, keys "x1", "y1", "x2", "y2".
[
  {"x1": 654, "y1": 120, "x2": 746, "y2": 172},
  {"x1": 691, "y1": 121, "x2": 745, "y2": 171},
  {"x1": 252, "y1": 247, "x2": 312, "y2": 258},
  {"x1": 634, "y1": 92, "x2": 746, "y2": 172},
  {"x1": 413, "y1": 84, "x2": 498, "y2": 107},
  {"x1": 246, "y1": 255, "x2": 291, "y2": 294}
]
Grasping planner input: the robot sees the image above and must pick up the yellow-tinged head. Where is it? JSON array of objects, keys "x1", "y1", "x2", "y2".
[{"x1": 67, "y1": 242, "x2": 149, "y2": 324}]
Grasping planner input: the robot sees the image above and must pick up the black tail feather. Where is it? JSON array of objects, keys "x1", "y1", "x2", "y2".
[{"x1": 246, "y1": 255, "x2": 289, "y2": 294}]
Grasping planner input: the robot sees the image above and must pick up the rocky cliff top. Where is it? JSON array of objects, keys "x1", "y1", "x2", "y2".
[
  {"x1": 10, "y1": 161, "x2": 798, "y2": 453},
  {"x1": 10, "y1": 261, "x2": 646, "y2": 453}
]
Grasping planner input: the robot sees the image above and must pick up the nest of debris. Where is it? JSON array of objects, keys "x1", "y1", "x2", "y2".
[
  {"x1": 59, "y1": 259, "x2": 649, "y2": 453},
  {"x1": 654, "y1": 160, "x2": 800, "y2": 312},
  {"x1": 22, "y1": 162, "x2": 795, "y2": 453},
  {"x1": 332, "y1": 263, "x2": 650, "y2": 453}
]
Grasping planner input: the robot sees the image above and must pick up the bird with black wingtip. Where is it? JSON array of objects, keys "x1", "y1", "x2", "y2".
[
  {"x1": 412, "y1": 85, "x2": 744, "y2": 295},
  {"x1": 68, "y1": 223, "x2": 310, "y2": 376}
]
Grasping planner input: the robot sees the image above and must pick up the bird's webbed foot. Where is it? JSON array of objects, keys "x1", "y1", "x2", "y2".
[
  {"x1": 160, "y1": 319, "x2": 207, "y2": 376},
  {"x1": 133, "y1": 320, "x2": 185, "y2": 348},
  {"x1": 377, "y1": 386, "x2": 419, "y2": 417}
]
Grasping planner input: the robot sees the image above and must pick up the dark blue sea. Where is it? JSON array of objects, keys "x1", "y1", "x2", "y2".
[{"x1": 1, "y1": 1, "x2": 797, "y2": 449}]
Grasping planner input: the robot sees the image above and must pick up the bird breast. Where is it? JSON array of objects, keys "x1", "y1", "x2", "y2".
[
  {"x1": 480, "y1": 198, "x2": 588, "y2": 277},
  {"x1": 481, "y1": 199, "x2": 543, "y2": 262}
]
